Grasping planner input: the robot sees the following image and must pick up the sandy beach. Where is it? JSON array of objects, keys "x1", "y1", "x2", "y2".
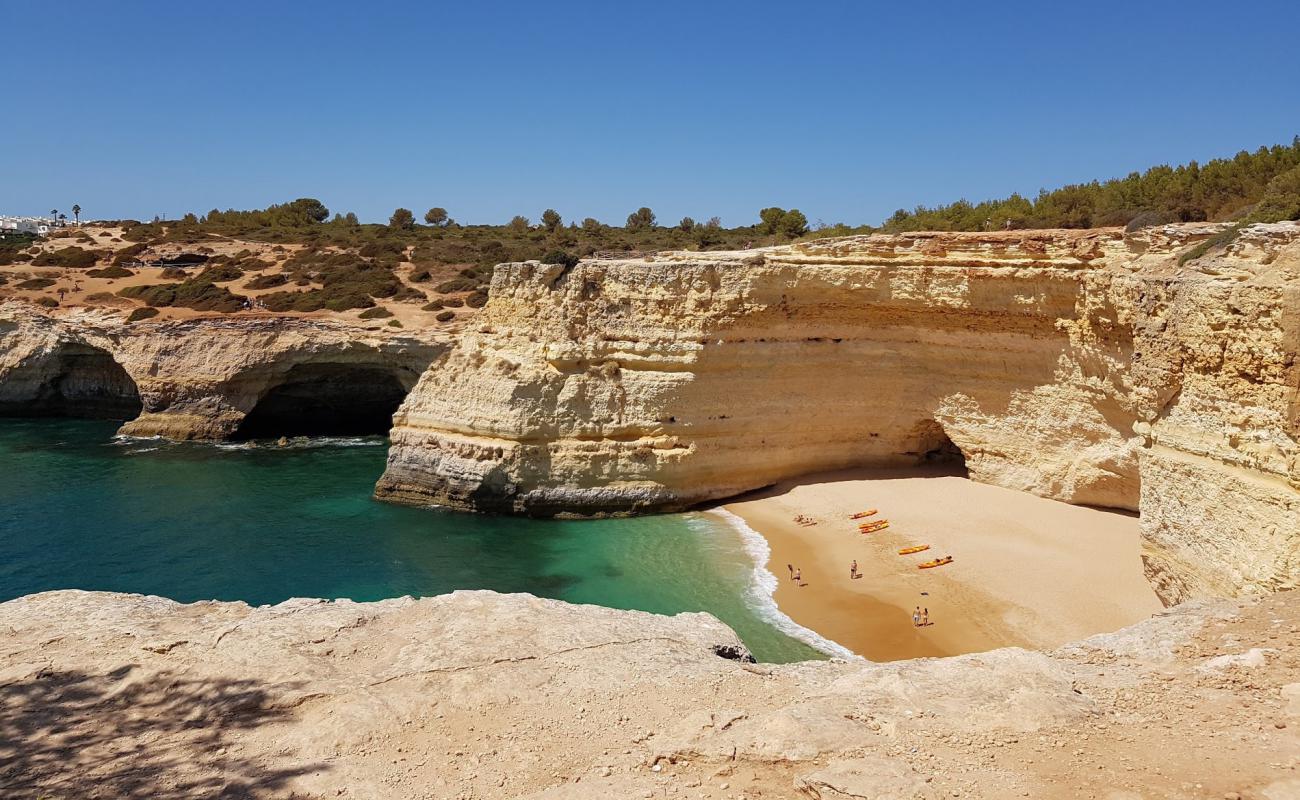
[{"x1": 722, "y1": 467, "x2": 1162, "y2": 662}]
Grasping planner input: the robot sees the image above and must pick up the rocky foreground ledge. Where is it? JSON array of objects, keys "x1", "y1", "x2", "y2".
[{"x1": 1, "y1": 590, "x2": 1296, "y2": 799}]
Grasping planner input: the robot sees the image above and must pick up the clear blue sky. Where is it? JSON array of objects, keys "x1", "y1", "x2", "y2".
[{"x1": 4, "y1": 0, "x2": 1298, "y2": 226}]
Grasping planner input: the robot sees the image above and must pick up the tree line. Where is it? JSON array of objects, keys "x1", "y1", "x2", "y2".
[{"x1": 881, "y1": 137, "x2": 1300, "y2": 232}]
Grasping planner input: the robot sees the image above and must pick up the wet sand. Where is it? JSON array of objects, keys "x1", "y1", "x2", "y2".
[{"x1": 722, "y1": 467, "x2": 1163, "y2": 661}]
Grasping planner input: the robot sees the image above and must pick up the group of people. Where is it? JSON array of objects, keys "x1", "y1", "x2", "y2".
[{"x1": 785, "y1": 564, "x2": 802, "y2": 584}]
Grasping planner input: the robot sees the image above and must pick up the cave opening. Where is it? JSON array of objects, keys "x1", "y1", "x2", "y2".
[
  {"x1": 232, "y1": 363, "x2": 411, "y2": 440},
  {"x1": 907, "y1": 419, "x2": 969, "y2": 476},
  {"x1": 1, "y1": 344, "x2": 143, "y2": 420}
]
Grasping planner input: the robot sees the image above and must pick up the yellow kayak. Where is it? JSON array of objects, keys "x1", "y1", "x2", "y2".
[
  {"x1": 859, "y1": 520, "x2": 890, "y2": 533},
  {"x1": 898, "y1": 545, "x2": 930, "y2": 555},
  {"x1": 918, "y1": 556, "x2": 954, "y2": 569},
  {"x1": 849, "y1": 509, "x2": 878, "y2": 520}
]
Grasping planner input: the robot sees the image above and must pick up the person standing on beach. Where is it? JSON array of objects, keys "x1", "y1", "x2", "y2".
[
  {"x1": 922, "y1": 608, "x2": 929, "y2": 626},
  {"x1": 793, "y1": 568, "x2": 802, "y2": 585},
  {"x1": 913, "y1": 607, "x2": 921, "y2": 627},
  {"x1": 787, "y1": 564, "x2": 794, "y2": 581},
  {"x1": 850, "y1": 560, "x2": 858, "y2": 579}
]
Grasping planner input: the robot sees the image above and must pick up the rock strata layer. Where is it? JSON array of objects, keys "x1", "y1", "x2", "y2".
[
  {"x1": 0, "y1": 304, "x2": 448, "y2": 439},
  {"x1": 1, "y1": 589, "x2": 1296, "y2": 799},
  {"x1": 377, "y1": 224, "x2": 1300, "y2": 603}
]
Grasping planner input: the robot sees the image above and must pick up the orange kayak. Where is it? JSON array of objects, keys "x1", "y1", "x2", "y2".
[
  {"x1": 918, "y1": 556, "x2": 954, "y2": 569},
  {"x1": 849, "y1": 509, "x2": 878, "y2": 520},
  {"x1": 859, "y1": 520, "x2": 890, "y2": 533},
  {"x1": 898, "y1": 545, "x2": 930, "y2": 555}
]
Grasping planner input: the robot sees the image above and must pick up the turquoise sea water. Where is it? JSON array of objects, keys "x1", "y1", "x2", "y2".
[{"x1": 0, "y1": 419, "x2": 824, "y2": 663}]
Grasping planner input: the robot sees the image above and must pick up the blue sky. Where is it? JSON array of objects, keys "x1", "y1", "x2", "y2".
[{"x1": 4, "y1": 0, "x2": 1298, "y2": 226}]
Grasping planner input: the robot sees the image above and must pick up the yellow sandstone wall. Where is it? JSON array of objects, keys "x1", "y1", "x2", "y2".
[{"x1": 377, "y1": 223, "x2": 1300, "y2": 603}]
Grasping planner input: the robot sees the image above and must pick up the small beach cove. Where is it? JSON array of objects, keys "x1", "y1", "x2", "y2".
[{"x1": 722, "y1": 466, "x2": 1163, "y2": 662}]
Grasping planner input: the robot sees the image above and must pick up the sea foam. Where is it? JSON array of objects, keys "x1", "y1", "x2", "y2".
[{"x1": 703, "y1": 509, "x2": 860, "y2": 660}]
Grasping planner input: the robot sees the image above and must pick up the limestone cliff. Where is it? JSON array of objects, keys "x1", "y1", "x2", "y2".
[
  {"x1": 376, "y1": 223, "x2": 1300, "y2": 602},
  {"x1": 2, "y1": 588, "x2": 1296, "y2": 799},
  {"x1": 0, "y1": 304, "x2": 448, "y2": 439}
]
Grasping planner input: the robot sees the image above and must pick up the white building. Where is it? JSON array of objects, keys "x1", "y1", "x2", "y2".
[{"x1": 0, "y1": 216, "x2": 56, "y2": 236}]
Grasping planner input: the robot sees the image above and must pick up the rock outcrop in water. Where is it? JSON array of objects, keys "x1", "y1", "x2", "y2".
[
  {"x1": 1, "y1": 588, "x2": 1296, "y2": 799},
  {"x1": 0, "y1": 304, "x2": 448, "y2": 439},
  {"x1": 376, "y1": 223, "x2": 1300, "y2": 603}
]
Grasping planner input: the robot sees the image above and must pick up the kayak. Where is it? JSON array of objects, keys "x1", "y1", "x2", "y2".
[
  {"x1": 918, "y1": 556, "x2": 954, "y2": 569},
  {"x1": 859, "y1": 520, "x2": 890, "y2": 533},
  {"x1": 898, "y1": 545, "x2": 930, "y2": 555},
  {"x1": 849, "y1": 509, "x2": 878, "y2": 519}
]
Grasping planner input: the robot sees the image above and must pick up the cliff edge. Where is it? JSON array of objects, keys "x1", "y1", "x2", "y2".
[
  {"x1": 376, "y1": 223, "x2": 1300, "y2": 603},
  {"x1": 1, "y1": 589, "x2": 1295, "y2": 799}
]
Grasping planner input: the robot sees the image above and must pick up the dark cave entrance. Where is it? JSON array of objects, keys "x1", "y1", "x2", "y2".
[
  {"x1": 231, "y1": 363, "x2": 410, "y2": 439},
  {"x1": 2, "y1": 344, "x2": 143, "y2": 420},
  {"x1": 906, "y1": 419, "x2": 968, "y2": 475}
]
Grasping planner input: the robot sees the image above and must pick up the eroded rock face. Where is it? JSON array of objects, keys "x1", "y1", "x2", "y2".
[
  {"x1": 377, "y1": 224, "x2": 1300, "y2": 601},
  {"x1": 0, "y1": 305, "x2": 448, "y2": 439},
  {"x1": 1, "y1": 589, "x2": 1296, "y2": 799}
]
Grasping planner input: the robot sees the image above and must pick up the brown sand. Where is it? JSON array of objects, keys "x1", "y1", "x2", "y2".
[{"x1": 723, "y1": 466, "x2": 1162, "y2": 661}]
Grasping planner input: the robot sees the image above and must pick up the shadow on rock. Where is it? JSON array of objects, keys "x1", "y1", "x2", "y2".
[{"x1": 0, "y1": 665, "x2": 323, "y2": 798}]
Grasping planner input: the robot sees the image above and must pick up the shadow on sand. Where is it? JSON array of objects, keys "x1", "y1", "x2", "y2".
[{"x1": 0, "y1": 665, "x2": 323, "y2": 798}]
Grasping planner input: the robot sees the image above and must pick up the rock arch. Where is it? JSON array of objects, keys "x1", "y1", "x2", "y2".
[
  {"x1": 231, "y1": 362, "x2": 413, "y2": 439},
  {"x1": 0, "y1": 342, "x2": 142, "y2": 420}
]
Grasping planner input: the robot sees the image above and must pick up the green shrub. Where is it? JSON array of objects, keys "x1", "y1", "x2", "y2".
[
  {"x1": 196, "y1": 264, "x2": 245, "y2": 283},
  {"x1": 18, "y1": 277, "x2": 57, "y2": 289},
  {"x1": 127, "y1": 306, "x2": 160, "y2": 322},
  {"x1": 465, "y1": 289, "x2": 489, "y2": 308},
  {"x1": 409, "y1": 270, "x2": 431, "y2": 282},
  {"x1": 541, "y1": 250, "x2": 579, "y2": 268},
  {"x1": 118, "y1": 279, "x2": 247, "y2": 312},
  {"x1": 244, "y1": 273, "x2": 288, "y2": 289},
  {"x1": 111, "y1": 242, "x2": 148, "y2": 264},
  {"x1": 258, "y1": 288, "x2": 375, "y2": 312},
  {"x1": 32, "y1": 247, "x2": 99, "y2": 268},
  {"x1": 87, "y1": 266, "x2": 135, "y2": 278},
  {"x1": 358, "y1": 306, "x2": 393, "y2": 319},
  {"x1": 435, "y1": 310, "x2": 455, "y2": 322},
  {"x1": 434, "y1": 276, "x2": 479, "y2": 293},
  {"x1": 1178, "y1": 224, "x2": 1246, "y2": 266},
  {"x1": 387, "y1": 319, "x2": 403, "y2": 328},
  {"x1": 35, "y1": 296, "x2": 59, "y2": 308},
  {"x1": 441, "y1": 296, "x2": 464, "y2": 308},
  {"x1": 421, "y1": 299, "x2": 444, "y2": 311},
  {"x1": 391, "y1": 285, "x2": 426, "y2": 302},
  {"x1": 160, "y1": 267, "x2": 187, "y2": 280},
  {"x1": 358, "y1": 240, "x2": 405, "y2": 259}
]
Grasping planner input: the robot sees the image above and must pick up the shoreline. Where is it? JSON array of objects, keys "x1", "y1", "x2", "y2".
[
  {"x1": 721, "y1": 467, "x2": 1163, "y2": 662},
  {"x1": 705, "y1": 509, "x2": 859, "y2": 660}
]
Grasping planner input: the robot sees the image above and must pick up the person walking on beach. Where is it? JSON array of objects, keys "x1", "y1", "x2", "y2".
[
  {"x1": 912, "y1": 607, "x2": 921, "y2": 627},
  {"x1": 787, "y1": 563, "x2": 794, "y2": 581},
  {"x1": 793, "y1": 568, "x2": 802, "y2": 585},
  {"x1": 850, "y1": 559, "x2": 858, "y2": 579},
  {"x1": 922, "y1": 607, "x2": 929, "y2": 626}
]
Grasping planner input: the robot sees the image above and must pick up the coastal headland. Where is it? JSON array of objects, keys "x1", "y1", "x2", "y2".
[{"x1": 1, "y1": 220, "x2": 1298, "y2": 797}]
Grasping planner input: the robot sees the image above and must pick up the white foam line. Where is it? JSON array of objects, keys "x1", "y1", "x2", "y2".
[{"x1": 703, "y1": 509, "x2": 861, "y2": 660}]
